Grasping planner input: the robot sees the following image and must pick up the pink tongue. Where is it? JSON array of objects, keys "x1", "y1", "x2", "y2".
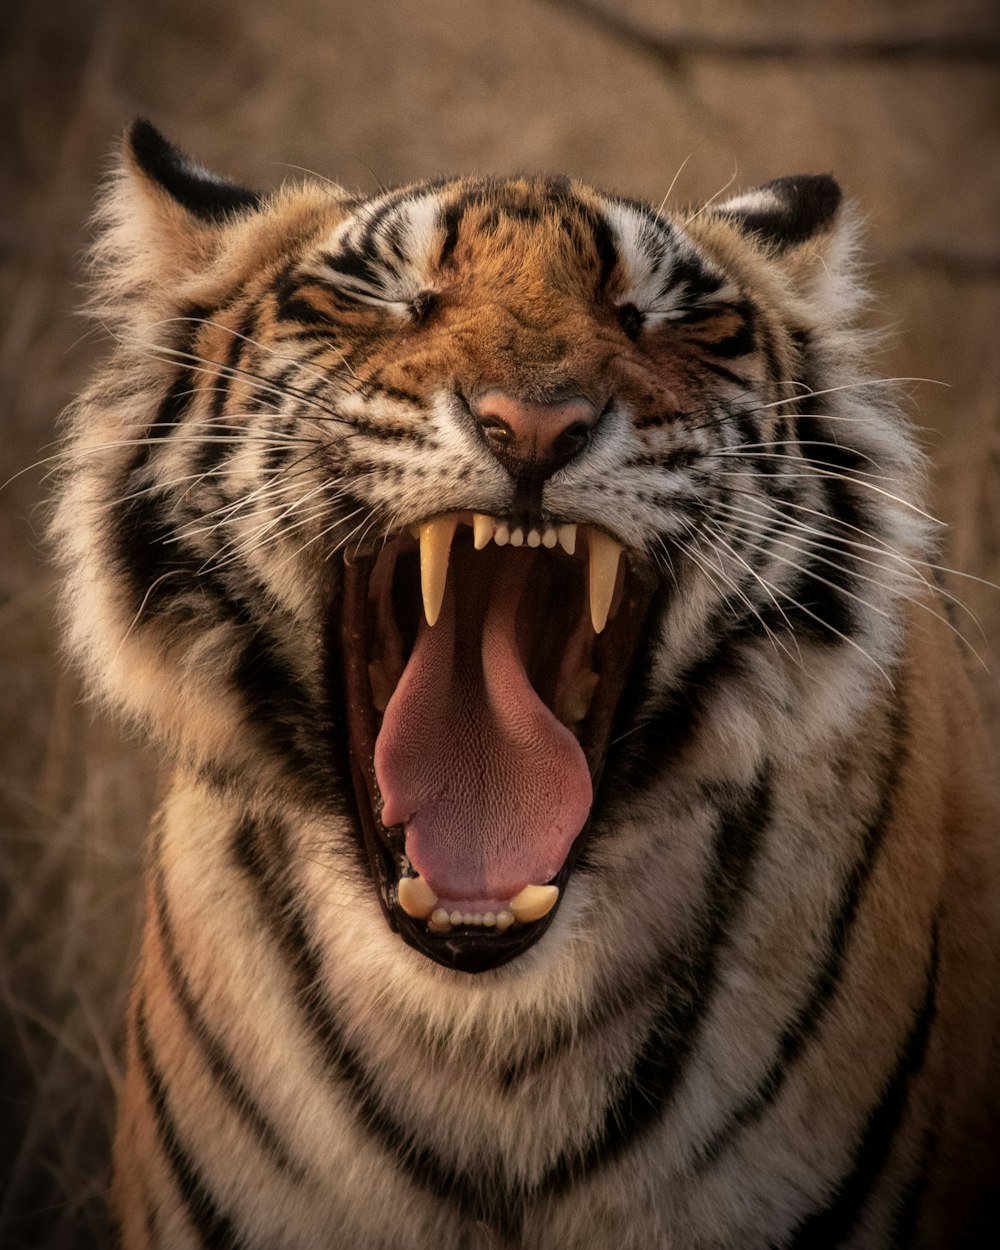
[{"x1": 374, "y1": 552, "x2": 592, "y2": 901}]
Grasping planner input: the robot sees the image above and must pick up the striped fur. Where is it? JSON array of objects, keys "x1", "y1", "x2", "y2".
[{"x1": 53, "y1": 124, "x2": 999, "y2": 1248}]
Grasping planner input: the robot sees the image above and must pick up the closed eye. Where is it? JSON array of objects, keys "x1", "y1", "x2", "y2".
[{"x1": 617, "y1": 303, "x2": 645, "y2": 340}]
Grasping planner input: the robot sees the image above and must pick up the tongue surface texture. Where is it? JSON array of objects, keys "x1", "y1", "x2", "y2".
[{"x1": 375, "y1": 550, "x2": 592, "y2": 901}]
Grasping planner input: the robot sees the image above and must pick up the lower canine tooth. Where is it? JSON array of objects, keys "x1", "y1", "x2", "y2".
[
  {"x1": 398, "y1": 875, "x2": 438, "y2": 919},
  {"x1": 509, "y1": 884, "x2": 559, "y2": 923},
  {"x1": 419, "y1": 514, "x2": 458, "y2": 627},
  {"x1": 588, "y1": 529, "x2": 623, "y2": 633},
  {"x1": 561, "y1": 669, "x2": 599, "y2": 724}
]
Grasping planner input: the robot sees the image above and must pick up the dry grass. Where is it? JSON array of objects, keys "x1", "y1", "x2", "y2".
[{"x1": 1, "y1": 0, "x2": 997, "y2": 1245}]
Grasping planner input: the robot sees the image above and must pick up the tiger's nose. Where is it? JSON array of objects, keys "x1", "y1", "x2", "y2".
[{"x1": 470, "y1": 390, "x2": 601, "y2": 479}]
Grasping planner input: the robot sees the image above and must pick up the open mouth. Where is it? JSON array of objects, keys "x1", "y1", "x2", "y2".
[{"x1": 340, "y1": 512, "x2": 655, "y2": 972}]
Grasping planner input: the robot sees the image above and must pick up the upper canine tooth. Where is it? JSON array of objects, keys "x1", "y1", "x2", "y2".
[
  {"x1": 473, "y1": 514, "x2": 495, "y2": 549},
  {"x1": 419, "y1": 515, "x2": 458, "y2": 627},
  {"x1": 398, "y1": 874, "x2": 439, "y2": 919},
  {"x1": 588, "y1": 529, "x2": 622, "y2": 633},
  {"x1": 557, "y1": 524, "x2": 577, "y2": 555},
  {"x1": 509, "y1": 884, "x2": 559, "y2": 923}
]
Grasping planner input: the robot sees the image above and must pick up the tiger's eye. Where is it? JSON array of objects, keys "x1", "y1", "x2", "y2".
[
  {"x1": 410, "y1": 290, "x2": 439, "y2": 323},
  {"x1": 617, "y1": 302, "x2": 644, "y2": 340}
]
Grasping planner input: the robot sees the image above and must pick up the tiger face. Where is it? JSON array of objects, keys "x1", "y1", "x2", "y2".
[
  {"x1": 59, "y1": 124, "x2": 919, "y2": 976},
  {"x1": 57, "y1": 125, "x2": 1000, "y2": 1250}
]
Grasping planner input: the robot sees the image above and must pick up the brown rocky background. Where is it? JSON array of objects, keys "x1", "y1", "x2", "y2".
[{"x1": 1, "y1": 1, "x2": 997, "y2": 1245}]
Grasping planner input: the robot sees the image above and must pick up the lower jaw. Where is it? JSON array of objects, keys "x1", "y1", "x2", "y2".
[{"x1": 338, "y1": 539, "x2": 656, "y2": 974}]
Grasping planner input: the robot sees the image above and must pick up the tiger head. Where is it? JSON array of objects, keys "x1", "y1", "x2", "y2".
[{"x1": 55, "y1": 123, "x2": 922, "y2": 974}]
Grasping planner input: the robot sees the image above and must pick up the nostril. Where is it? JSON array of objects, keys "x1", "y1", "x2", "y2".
[
  {"x1": 478, "y1": 415, "x2": 514, "y2": 447},
  {"x1": 467, "y1": 388, "x2": 606, "y2": 480},
  {"x1": 553, "y1": 421, "x2": 592, "y2": 459}
]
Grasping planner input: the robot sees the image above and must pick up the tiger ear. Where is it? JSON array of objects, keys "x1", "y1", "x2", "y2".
[
  {"x1": 125, "y1": 119, "x2": 262, "y2": 225},
  {"x1": 713, "y1": 175, "x2": 843, "y2": 252},
  {"x1": 90, "y1": 122, "x2": 264, "y2": 316},
  {"x1": 712, "y1": 175, "x2": 862, "y2": 321}
]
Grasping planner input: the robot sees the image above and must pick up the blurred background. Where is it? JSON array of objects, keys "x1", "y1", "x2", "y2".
[{"x1": 1, "y1": 0, "x2": 997, "y2": 1245}]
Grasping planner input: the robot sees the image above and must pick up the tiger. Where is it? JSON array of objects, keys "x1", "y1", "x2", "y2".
[{"x1": 52, "y1": 119, "x2": 1000, "y2": 1249}]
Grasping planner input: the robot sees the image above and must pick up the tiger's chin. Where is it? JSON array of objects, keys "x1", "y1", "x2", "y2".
[{"x1": 340, "y1": 511, "x2": 656, "y2": 972}]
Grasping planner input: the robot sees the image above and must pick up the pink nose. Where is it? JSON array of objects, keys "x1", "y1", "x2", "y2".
[{"x1": 470, "y1": 390, "x2": 600, "y2": 477}]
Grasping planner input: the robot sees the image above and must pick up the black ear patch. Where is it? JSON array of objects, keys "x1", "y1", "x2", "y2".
[
  {"x1": 127, "y1": 119, "x2": 262, "y2": 223},
  {"x1": 716, "y1": 175, "x2": 842, "y2": 249}
]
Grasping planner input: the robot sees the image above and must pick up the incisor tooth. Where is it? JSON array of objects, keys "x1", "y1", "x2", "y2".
[
  {"x1": 588, "y1": 529, "x2": 623, "y2": 633},
  {"x1": 397, "y1": 875, "x2": 439, "y2": 919},
  {"x1": 495, "y1": 523, "x2": 510, "y2": 546},
  {"x1": 527, "y1": 528, "x2": 541, "y2": 547},
  {"x1": 558, "y1": 524, "x2": 577, "y2": 555},
  {"x1": 495, "y1": 910, "x2": 515, "y2": 931},
  {"x1": 510, "y1": 527, "x2": 524, "y2": 547},
  {"x1": 509, "y1": 884, "x2": 559, "y2": 923},
  {"x1": 419, "y1": 514, "x2": 458, "y2": 627},
  {"x1": 428, "y1": 908, "x2": 452, "y2": 932},
  {"x1": 473, "y1": 513, "x2": 494, "y2": 549},
  {"x1": 542, "y1": 527, "x2": 558, "y2": 549}
]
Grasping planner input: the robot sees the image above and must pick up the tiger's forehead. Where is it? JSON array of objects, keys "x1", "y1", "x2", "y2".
[{"x1": 311, "y1": 174, "x2": 730, "y2": 317}]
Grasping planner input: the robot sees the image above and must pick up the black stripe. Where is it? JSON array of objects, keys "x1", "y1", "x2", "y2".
[
  {"x1": 438, "y1": 201, "x2": 464, "y2": 267},
  {"x1": 128, "y1": 121, "x2": 261, "y2": 224},
  {"x1": 150, "y1": 830, "x2": 304, "y2": 1179},
  {"x1": 665, "y1": 248, "x2": 725, "y2": 305},
  {"x1": 606, "y1": 609, "x2": 747, "y2": 795},
  {"x1": 786, "y1": 923, "x2": 939, "y2": 1248},
  {"x1": 228, "y1": 608, "x2": 338, "y2": 802},
  {"x1": 544, "y1": 766, "x2": 772, "y2": 1187},
  {"x1": 195, "y1": 304, "x2": 259, "y2": 479},
  {"x1": 590, "y1": 210, "x2": 619, "y2": 290},
  {"x1": 698, "y1": 300, "x2": 757, "y2": 359},
  {"x1": 134, "y1": 994, "x2": 244, "y2": 1250},
  {"x1": 107, "y1": 306, "x2": 214, "y2": 618},
  {"x1": 230, "y1": 813, "x2": 519, "y2": 1236},
  {"x1": 773, "y1": 400, "x2": 875, "y2": 645},
  {"x1": 320, "y1": 246, "x2": 384, "y2": 289},
  {"x1": 889, "y1": 1127, "x2": 936, "y2": 1250},
  {"x1": 110, "y1": 427, "x2": 198, "y2": 613},
  {"x1": 233, "y1": 769, "x2": 771, "y2": 1239},
  {"x1": 693, "y1": 679, "x2": 907, "y2": 1169},
  {"x1": 697, "y1": 357, "x2": 752, "y2": 387},
  {"x1": 273, "y1": 263, "x2": 338, "y2": 328}
]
